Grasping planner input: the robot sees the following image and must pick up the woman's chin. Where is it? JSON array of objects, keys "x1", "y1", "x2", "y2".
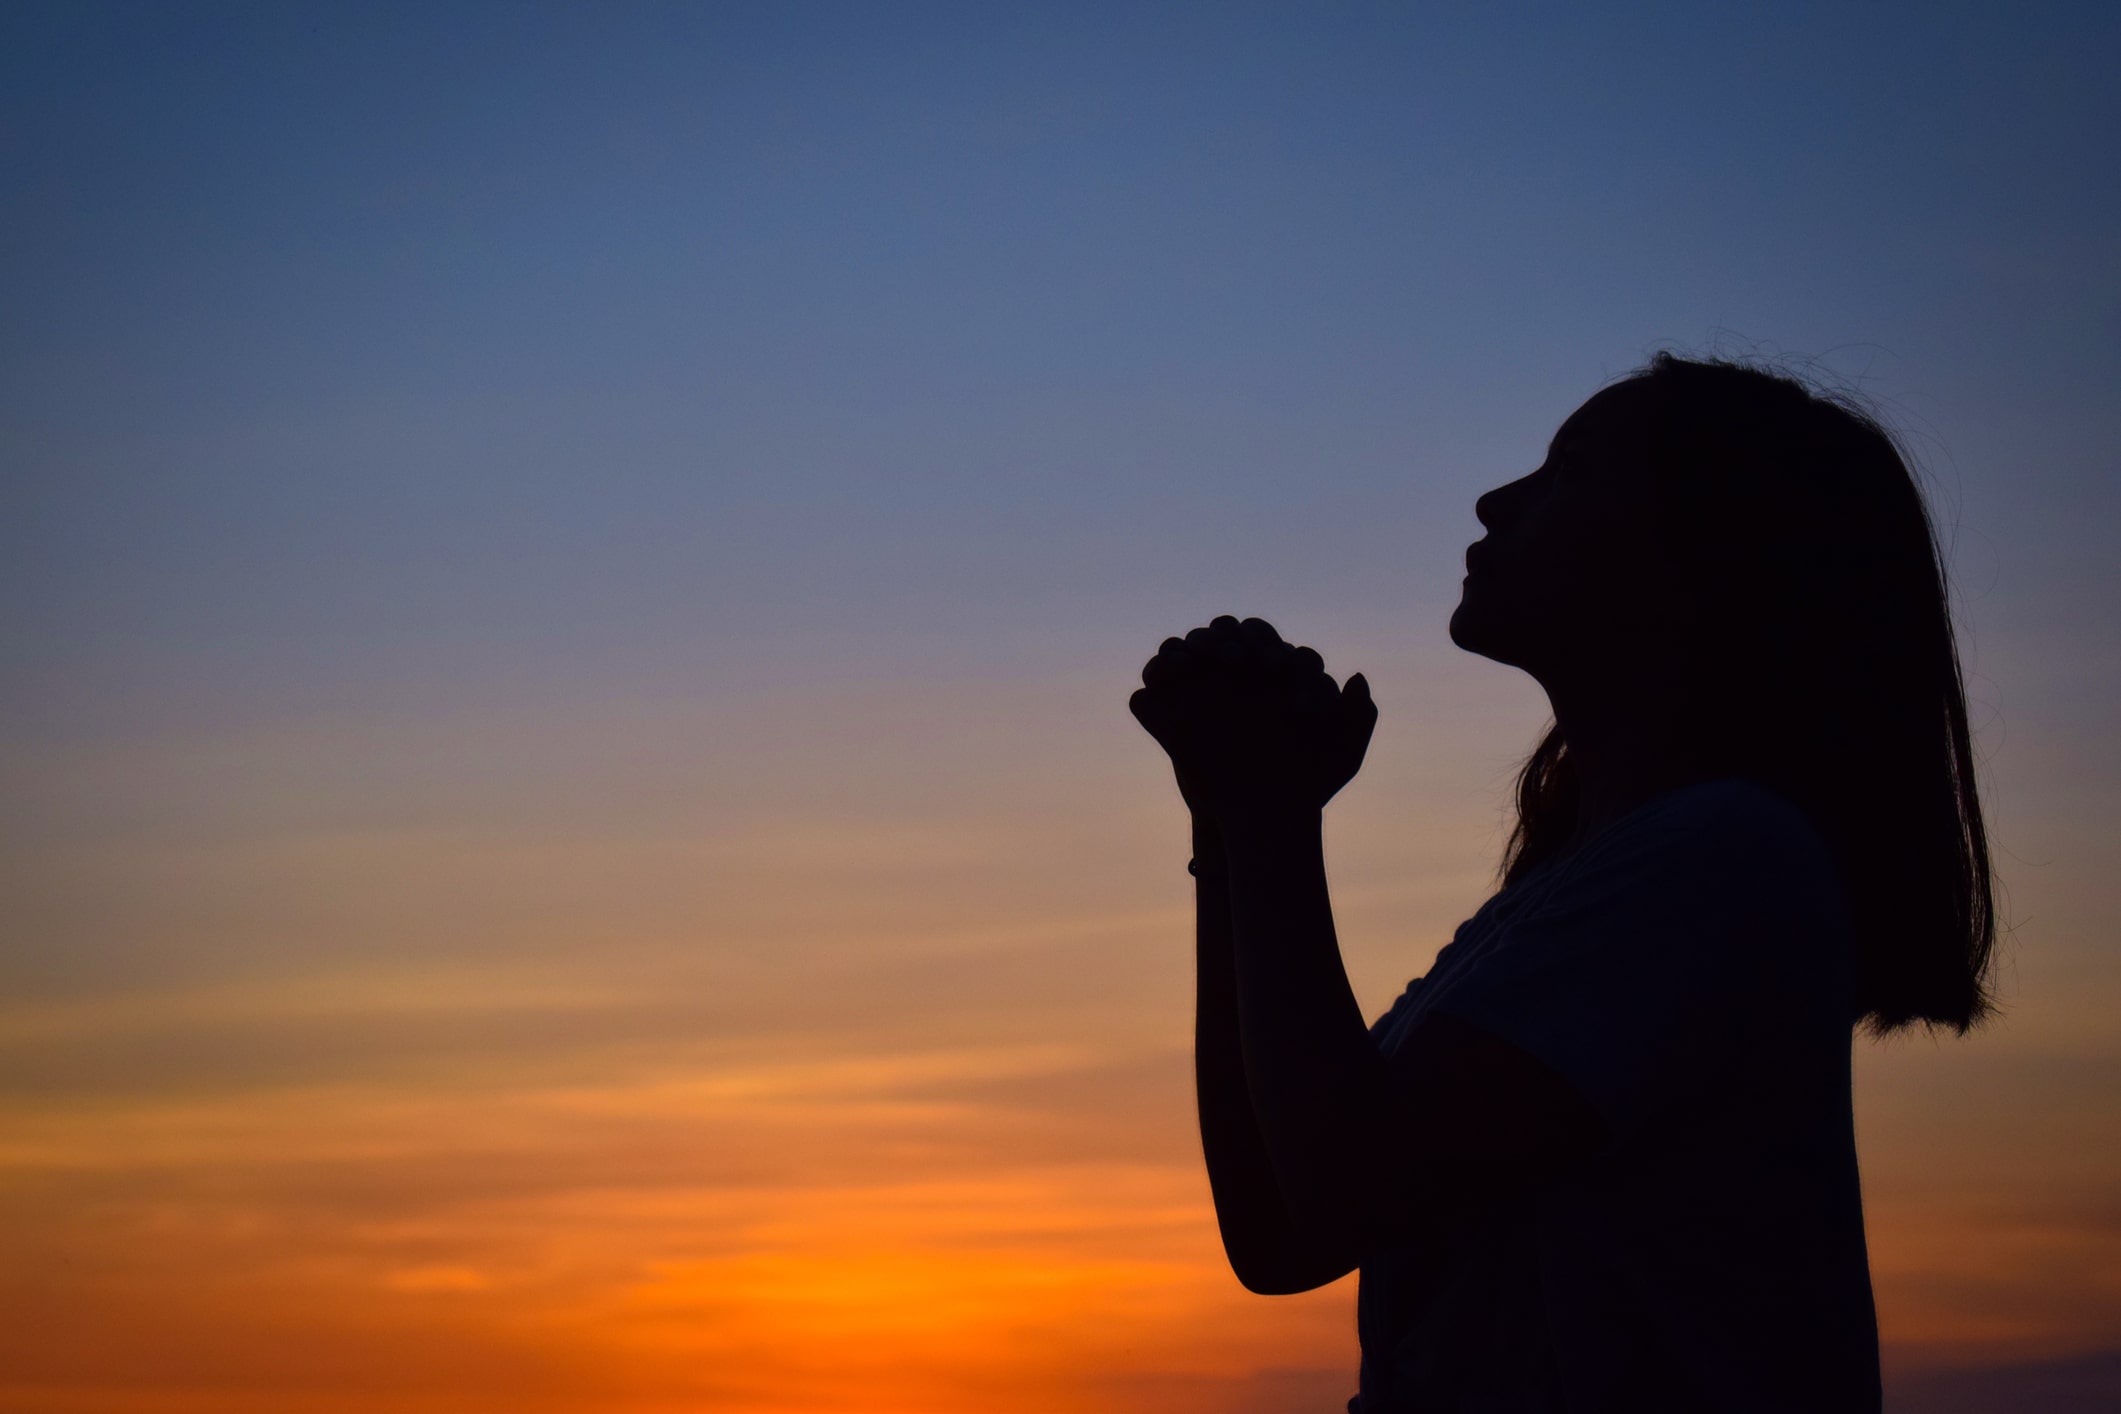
[
  {"x1": 1448, "y1": 599, "x2": 1527, "y2": 669},
  {"x1": 1447, "y1": 598, "x2": 1486, "y2": 653}
]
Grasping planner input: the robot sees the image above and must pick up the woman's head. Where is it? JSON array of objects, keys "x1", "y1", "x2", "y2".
[
  {"x1": 1449, "y1": 376, "x2": 1676, "y2": 681},
  {"x1": 1460, "y1": 352, "x2": 1997, "y2": 1037}
]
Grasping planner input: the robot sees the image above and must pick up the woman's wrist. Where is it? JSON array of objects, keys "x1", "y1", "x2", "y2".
[
  {"x1": 1191, "y1": 813, "x2": 1229, "y2": 879},
  {"x1": 1213, "y1": 805, "x2": 1325, "y2": 864},
  {"x1": 1189, "y1": 805, "x2": 1324, "y2": 880}
]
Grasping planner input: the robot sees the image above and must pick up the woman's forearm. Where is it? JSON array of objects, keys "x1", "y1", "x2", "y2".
[
  {"x1": 1192, "y1": 814, "x2": 1356, "y2": 1294},
  {"x1": 1217, "y1": 806, "x2": 1396, "y2": 1261}
]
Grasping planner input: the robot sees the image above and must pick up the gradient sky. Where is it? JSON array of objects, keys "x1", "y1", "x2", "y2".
[{"x1": 3, "y1": 3, "x2": 2118, "y2": 1411}]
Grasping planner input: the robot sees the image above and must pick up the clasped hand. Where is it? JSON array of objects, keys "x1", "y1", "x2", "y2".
[{"x1": 1130, "y1": 615, "x2": 1377, "y2": 819}]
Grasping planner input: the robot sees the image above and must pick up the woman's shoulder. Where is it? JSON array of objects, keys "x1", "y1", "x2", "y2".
[
  {"x1": 1585, "y1": 777, "x2": 1839, "y2": 898},
  {"x1": 1637, "y1": 776, "x2": 1823, "y2": 846}
]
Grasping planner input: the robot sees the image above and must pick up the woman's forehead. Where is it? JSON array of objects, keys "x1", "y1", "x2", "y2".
[{"x1": 1553, "y1": 379, "x2": 1656, "y2": 454}]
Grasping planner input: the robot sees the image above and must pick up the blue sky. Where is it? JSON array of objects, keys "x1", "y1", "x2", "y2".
[{"x1": 8, "y1": 1, "x2": 2116, "y2": 735}]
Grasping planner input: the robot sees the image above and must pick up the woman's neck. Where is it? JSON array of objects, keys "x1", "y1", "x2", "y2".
[{"x1": 1545, "y1": 666, "x2": 1705, "y2": 857}]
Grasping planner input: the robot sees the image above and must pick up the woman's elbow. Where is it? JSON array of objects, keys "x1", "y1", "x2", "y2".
[
  {"x1": 1236, "y1": 1267, "x2": 1333, "y2": 1296},
  {"x1": 1224, "y1": 1242, "x2": 1358, "y2": 1296}
]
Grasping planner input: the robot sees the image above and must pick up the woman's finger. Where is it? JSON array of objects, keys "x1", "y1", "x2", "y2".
[
  {"x1": 1129, "y1": 688, "x2": 1178, "y2": 749},
  {"x1": 1343, "y1": 670, "x2": 1375, "y2": 713},
  {"x1": 1239, "y1": 617, "x2": 1286, "y2": 662},
  {"x1": 1300, "y1": 667, "x2": 1342, "y2": 715},
  {"x1": 1144, "y1": 635, "x2": 1199, "y2": 687},
  {"x1": 1342, "y1": 672, "x2": 1379, "y2": 756}
]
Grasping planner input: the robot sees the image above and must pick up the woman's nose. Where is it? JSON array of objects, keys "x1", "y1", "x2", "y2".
[
  {"x1": 1473, "y1": 482, "x2": 1513, "y2": 531},
  {"x1": 1474, "y1": 472, "x2": 1539, "y2": 531}
]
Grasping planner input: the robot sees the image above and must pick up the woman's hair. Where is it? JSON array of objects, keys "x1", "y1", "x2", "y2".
[{"x1": 1501, "y1": 352, "x2": 1997, "y2": 1037}]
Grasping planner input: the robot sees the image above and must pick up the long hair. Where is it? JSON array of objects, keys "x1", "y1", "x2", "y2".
[{"x1": 1500, "y1": 353, "x2": 1996, "y2": 1037}]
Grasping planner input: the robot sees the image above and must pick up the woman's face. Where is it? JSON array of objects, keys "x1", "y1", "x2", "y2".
[{"x1": 1449, "y1": 381, "x2": 1679, "y2": 681}]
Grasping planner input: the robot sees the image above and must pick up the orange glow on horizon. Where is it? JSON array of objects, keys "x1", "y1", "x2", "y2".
[{"x1": 4, "y1": 677, "x2": 2114, "y2": 1412}]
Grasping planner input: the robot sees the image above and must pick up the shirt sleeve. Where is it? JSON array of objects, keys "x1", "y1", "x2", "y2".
[
  {"x1": 1369, "y1": 929, "x2": 1475, "y2": 1045},
  {"x1": 1424, "y1": 781, "x2": 1851, "y2": 1146},
  {"x1": 1370, "y1": 977, "x2": 1427, "y2": 1043}
]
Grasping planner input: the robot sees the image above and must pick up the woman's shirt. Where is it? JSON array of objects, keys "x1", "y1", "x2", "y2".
[{"x1": 1352, "y1": 778, "x2": 1880, "y2": 1413}]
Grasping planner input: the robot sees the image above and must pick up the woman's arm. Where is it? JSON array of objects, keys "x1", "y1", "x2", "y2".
[
  {"x1": 1191, "y1": 814, "x2": 1361, "y2": 1294},
  {"x1": 1215, "y1": 805, "x2": 1399, "y2": 1264},
  {"x1": 1136, "y1": 617, "x2": 1606, "y2": 1278},
  {"x1": 1218, "y1": 805, "x2": 1607, "y2": 1262}
]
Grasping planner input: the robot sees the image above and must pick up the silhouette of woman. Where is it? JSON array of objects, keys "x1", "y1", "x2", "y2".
[{"x1": 1129, "y1": 353, "x2": 1995, "y2": 1412}]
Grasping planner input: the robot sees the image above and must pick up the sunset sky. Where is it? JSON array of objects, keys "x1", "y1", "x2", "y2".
[{"x1": 3, "y1": 3, "x2": 2118, "y2": 1411}]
